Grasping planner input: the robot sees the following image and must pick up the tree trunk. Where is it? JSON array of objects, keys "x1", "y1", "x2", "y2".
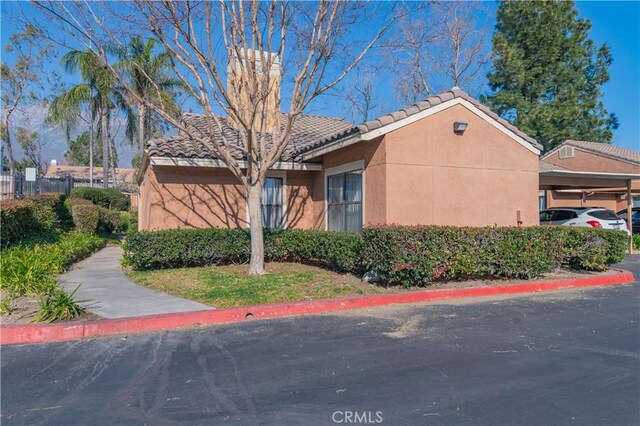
[
  {"x1": 101, "y1": 108, "x2": 109, "y2": 188},
  {"x1": 138, "y1": 103, "x2": 146, "y2": 164},
  {"x1": 247, "y1": 183, "x2": 266, "y2": 275},
  {"x1": 3, "y1": 119, "x2": 16, "y2": 196}
]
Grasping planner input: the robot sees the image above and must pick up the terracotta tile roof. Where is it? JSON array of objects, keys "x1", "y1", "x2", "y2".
[
  {"x1": 561, "y1": 140, "x2": 640, "y2": 165},
  {"x1": 146, "y1": 88, "x2": 540, "y2": 163},
  {"x1": 147, "y1": 113, "x2": 355, "y2": 162},
  {"x1": 44, "y1": 165, "x2": 136, "y2": 183},
  {"x1": 357, "y1": 88, "x2": 542, "y2": 150},
  {"x1": 539, "y1": 160, "x2": 569, "y2": 172}
]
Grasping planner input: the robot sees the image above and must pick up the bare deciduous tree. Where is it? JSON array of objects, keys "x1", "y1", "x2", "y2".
[
  {"x1": 31, "y1": 0, "x2": 405, "y2": 274},
  {"x1": 1, "y1": 24, "x2": 51, "y2": 191},
  {"x1": 390, "y1": 1, "x2": 490, "y2": 103},
  {"x1": 344, "y1": 66, "x2": 381, "y2": 123}
]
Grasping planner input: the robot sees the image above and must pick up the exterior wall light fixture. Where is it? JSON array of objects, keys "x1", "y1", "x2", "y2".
[{"x1": 453, "y1": 121, "x2": 468, "y2": 134}]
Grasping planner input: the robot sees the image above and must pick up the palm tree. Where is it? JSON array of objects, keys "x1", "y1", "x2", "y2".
[
  {"x1": 48, "y1": 49, "x2": 133, "y2": 187},
  {"x1": 116, "y1": 37, "x2": 181, "y2": 165}
]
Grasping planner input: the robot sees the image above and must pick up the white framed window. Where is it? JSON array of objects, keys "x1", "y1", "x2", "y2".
[
  {"x1": 263, "y1": 176, "x2": 284, "y2": 228},
  {"x1": 245, "y1": 171, "x2": 287, "y2": 228},
  {"x1": 325, "y1": 160, "x2": 364, "y2": 232}
]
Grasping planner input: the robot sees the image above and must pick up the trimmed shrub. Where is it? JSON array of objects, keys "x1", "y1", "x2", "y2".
[
  {"x1": 65, "y1": 197, "x2": 94, "y2": 209},
  {"x1": 71, "y1": 205, "x2": 100, "y2": 232},
  {"x1": 70, "y1": 187, "x2": 130, "y2": 211},
  {"x1": 0, "y1": 199, "x2": 37, "y2": 245},
  {"x1": 114, "y1": 211, "x2": 131, "y2": 233},
  {"x1": 265, "y1": 228, "x2": 362, "y2": 272},
  {"x1": 634, "y1": 234, "x2": 639, "y2": 250},
  {"x1": 32, "y1": 193, "x2": 70, "y2": 231},
  {"x1": 361, "y1": 225, "x2": 628, "y2": 286},
  {"x1": 127, "y1": 211, "x2": 138, "y2": 234},
  {"x1": 1, "y1": 194, "x2": 72, "y2": 246},
  {"x1": 124, "y1": 227, "x2": 362, "y2": 272},
  {"x1": 98, "y1": 208, "x2": 120, "y2": 233},
  {"x1": 123, "y1": 225, "x2": 628, "y2": 284}
]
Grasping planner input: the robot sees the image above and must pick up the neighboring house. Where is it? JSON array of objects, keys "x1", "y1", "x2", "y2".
[
  {"x1": 45, "y1": 165, "x2": 137, "y2": 185},
  {"x1": 138, "y1": 84, "x2": 543, "y2": 230},
  {"x1": 540, "y1": 141, "x2": 640, "y2": 211}
]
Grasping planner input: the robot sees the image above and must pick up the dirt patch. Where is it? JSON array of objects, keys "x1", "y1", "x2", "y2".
[{"x1": 0, "y1": 294, "x2": 102, "y2": 325}]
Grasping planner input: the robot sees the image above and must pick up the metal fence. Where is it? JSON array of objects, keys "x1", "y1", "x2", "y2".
[{"x1": 0, "y1": 172, "x2": 138, "y2": 211}]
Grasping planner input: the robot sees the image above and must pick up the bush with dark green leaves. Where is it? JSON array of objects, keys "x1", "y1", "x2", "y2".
[
  {"x1": 70, "y1": 187, "x2": 130, "y2": 211},
  {"x1": 0, "y1": 199, "x2": 37, "y2": 245},
  {"x1": 98, "y1": 208, "x2": 120, "y2": 233},
  {"x1": 123, "y1": 225, "x2": 627, "y2": 285},
  {"x1": 0, "y1": 194, "x2": 71, "y2": 246},
  {"x1": 124, "y1": 228, "x2": 362, "y2": 272},
  {"x1": 361, "y1": 225, "x2": 628, "y2": 286},
  {"x1": 71, "y1": 205, "x2": 100, "y2": 232},
  {"x1": 32, "y1": 194, "x2": 71, "y2": 231}
]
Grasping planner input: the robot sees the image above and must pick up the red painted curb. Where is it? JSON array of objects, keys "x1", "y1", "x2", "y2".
[{"x1": 1, "y1": 270, "x2": 634, "y2": 346}]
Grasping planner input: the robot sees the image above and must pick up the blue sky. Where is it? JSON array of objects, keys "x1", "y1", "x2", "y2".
[
  {"x1": 1, "y1": 1, "x2": 638, "y2": 165},
  {"x1": 574, "y1": 1, "x2": 640, "y2": 150}
]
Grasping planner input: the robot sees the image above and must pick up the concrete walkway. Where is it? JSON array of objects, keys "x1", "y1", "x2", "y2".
[{"x1": 58, "y1": 246, "x2": 211, "y2": 319}]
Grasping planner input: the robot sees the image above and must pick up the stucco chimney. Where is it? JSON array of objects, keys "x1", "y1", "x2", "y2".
[{"x1": 227, "y1": 49, "x2": 281, "y2": 133}]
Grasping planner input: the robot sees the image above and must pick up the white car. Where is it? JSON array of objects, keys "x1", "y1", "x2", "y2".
[{"x1": 539, "y1": 207, "x2": 631, "y2": 236}]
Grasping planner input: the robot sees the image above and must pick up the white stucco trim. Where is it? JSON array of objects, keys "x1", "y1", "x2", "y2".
[
  {"x1": 540, "y1": 169, "x2": 640, "y2": 180},
  {"x1": 360, "y1": 98, "x2": 541, "y2": 155},
  {"x1": 323, "y1": 160, "x2": 365, "y2": 231},
  {"x1": 149, "y1": 156, "x2": 322, "y2": 171}
]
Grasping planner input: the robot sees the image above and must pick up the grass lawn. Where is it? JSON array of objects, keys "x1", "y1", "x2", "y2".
[{"x1": 126, "y1": 262, "x2": 394, "y2": 308}]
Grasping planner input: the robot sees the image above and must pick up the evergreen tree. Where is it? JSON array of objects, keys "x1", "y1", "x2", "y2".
[
  {"x1": 63, "y1": 130, "x2": 119, "y2": 167},
  {"x1": 483, "y1": 1, "x2": 618, "y2": 151}
]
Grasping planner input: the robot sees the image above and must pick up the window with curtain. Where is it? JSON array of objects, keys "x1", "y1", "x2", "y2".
[
  {"x1": 327, "y1": 169, "x2": 362, "y2": 232},
  {"x1": 262, "y1": 177, "x2": 284, "y2": 228}
]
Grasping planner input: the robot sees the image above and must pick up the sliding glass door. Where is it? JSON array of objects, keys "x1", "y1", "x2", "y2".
[{"x1": 327, "y1": 169, "x2": 362, "y2": 232}]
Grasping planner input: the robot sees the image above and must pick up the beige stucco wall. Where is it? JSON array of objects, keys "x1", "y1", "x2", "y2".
[
  {"x1": 317, "y1": 138, "x2": 387, "y2": 227},
  {"x1": 544, "y1": 148, "x2": 639, "y2": 174},
  {"x1": 139, "y1": 102, "x2": 540, "y2": 230},
  {"x1": 382, "y1": 103, "x2": 540, "y2": 226},
  {"x1": 139, "y1": 165, "x2": 322, "y2": 231}
]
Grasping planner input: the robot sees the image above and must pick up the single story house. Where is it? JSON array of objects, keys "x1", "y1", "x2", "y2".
[
  {"x1": 539, "y1": 140, "x2": 640, "y2": 212},
  {"x1": 45, "y1": 164, "x2": 137, "y2": 185},
  {"x1": 138, "y1": 86, "x2": 543, "y2": 231}
]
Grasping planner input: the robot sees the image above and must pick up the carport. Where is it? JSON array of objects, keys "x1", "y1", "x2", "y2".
[{"x1": 540, "y1": 161, "x2": 640, "y2": 252}]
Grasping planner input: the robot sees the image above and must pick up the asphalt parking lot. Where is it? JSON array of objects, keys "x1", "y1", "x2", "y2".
[{"x1": 1, "y1": 255, "x2": 638, "y2": 425}]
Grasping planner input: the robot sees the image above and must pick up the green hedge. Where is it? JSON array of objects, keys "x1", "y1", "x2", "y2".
[
  {"x1": 0, "y1": 194, "x2": 71, "y2": 246},
  {"x1": 0, "y1": 199, "x2": 37, "y2": 245},
  {"x1": 71, "y1": 205, "x2": 100, "y2": 232},
  {"x1": 361, "y1": 225, "x2": 628, "y2": 286},
  {"x1": 124, "y1": 228, "x2": 362, "y2": 272},
  {"x1": 32, "y1": 194, "x2": 71, "y2": 230},
  {"x1": 123, "y1": 226, "x2": 628, "y2": 285},
  {"x1": 70, "y1": 187, "x2": 130, "y2": 211}
]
